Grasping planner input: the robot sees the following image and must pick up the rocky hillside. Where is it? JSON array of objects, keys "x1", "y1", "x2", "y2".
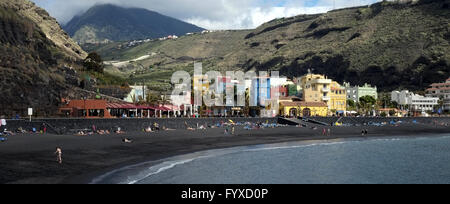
[
  {"x1": 0, "y1": 0, "x2": 96, "y2": 116},
  {"x1": 95, "y1": 0, "x2": 449, "y2": 92},
  {"x1": 0, "y1": 0, "x2": 86, "y2": 60},
  {"x1": 64, "y1": 4, "x2": 204, "y2": 44}
]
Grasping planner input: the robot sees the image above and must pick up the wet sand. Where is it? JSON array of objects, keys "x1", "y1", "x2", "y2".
[{"x1": 0, "y1": 123, "x2": 449, "y2": 184}]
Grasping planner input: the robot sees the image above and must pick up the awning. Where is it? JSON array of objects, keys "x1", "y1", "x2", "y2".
[{"x1": 107, "y1": 103, "x2": 157, "y2": 110}]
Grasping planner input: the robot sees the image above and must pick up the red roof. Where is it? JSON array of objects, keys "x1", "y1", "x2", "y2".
[
  {"x1": 280, "y1": 101, "x2": 328, "y2": 107},
  {"x1": 107, "y1": 103, "x2": 157, "y2": 110},
  {"x1": 427, "y1": 87, "x2": 450, "y2": 91}
]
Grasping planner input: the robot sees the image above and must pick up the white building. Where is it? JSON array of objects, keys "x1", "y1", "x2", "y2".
[
  {"x1": 426, "y1": 78, "x2": 450, "y2": 112},
  {"x1": 391, "y1": 90, "x2": 439, "y2": 113},
  {"x1": 124, "y1": 86, "x2": 147, "y2": 103}
]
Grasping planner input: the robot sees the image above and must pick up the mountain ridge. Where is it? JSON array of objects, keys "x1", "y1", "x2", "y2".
[
  {"x1": 92, "y1": 0, "x2": 450, "y2": 92},
  {"x1": 64, "y1": 4, "x2": 205, "y2": 44}
]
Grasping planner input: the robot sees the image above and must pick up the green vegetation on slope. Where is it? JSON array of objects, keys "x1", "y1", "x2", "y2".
[{"x1": 92, "y1": 0, "x2": 449, "y2": 92}]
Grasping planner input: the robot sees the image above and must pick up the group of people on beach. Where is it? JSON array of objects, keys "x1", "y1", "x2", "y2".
[
  {"x1": 75, "y1": 125, "x2": 123, "y2": 136},
  {"x1": 322, "y1": 128, "x2": 331, "y2": 136}
]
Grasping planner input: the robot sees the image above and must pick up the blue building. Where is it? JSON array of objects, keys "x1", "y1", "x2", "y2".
[{"x1": 251, "y1": 77, "x2": 271, "y2": 107}]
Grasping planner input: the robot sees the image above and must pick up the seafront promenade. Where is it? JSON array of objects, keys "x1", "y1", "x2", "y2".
[{"x1": 4, "y1": 117, "x2": 450, "y2": 134}]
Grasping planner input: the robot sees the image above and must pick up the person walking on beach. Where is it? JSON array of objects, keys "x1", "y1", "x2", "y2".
[
  {"x1": 41, "y1": 123, "x2": 47, "y2": 134},
  {"x1": 327, "y1": 128, "x2": 331, "y2": 137},
  {"x1": 322, "y1": 128, "x2": 327, "y2": 136},
  {"x1": 55, "y1": 147, "x2": 62, "y2": 164}
]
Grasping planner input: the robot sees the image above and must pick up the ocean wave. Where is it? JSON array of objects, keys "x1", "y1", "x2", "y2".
[
  {"x1": 92, "y1": 134, "x2": 450, "y2": 184},
  {"x1": 128, "y1": 158, "x2": 198, "y2": 184}
]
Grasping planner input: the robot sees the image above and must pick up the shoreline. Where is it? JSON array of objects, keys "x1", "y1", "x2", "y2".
[
  {"x1": 0, "y1": 123, "x2": 449, "y2": 184},
  {"x1": 89, "y1": 133, "x2": 450, "y2": 184}
]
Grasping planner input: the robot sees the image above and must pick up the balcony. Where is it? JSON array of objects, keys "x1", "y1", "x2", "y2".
[
  {"x1": 322, "y1": 87, "x2": 330, "y2": 92},
  {"x1": 322, "y1": 96, "x2": 331, "y2": 101},
  {"x1": 311, "y1": 79, "x2": 332, "y2": 84}
]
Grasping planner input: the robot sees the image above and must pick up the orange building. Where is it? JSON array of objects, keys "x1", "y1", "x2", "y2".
[{"x1": 59, "y1": 99, "x2": 112, "y2": 118}]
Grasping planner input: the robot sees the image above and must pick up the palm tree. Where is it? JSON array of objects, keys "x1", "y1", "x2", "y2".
[
  {"x1": 244, "y1": 88, "x2": 250, "y2": 117},
  {"x1": 131, "y1": 94, "x2": 138, "y2": 104},
  {"x1": 146, "y1": 92, "x2": 160, "y2": 106},
  {"x1": 160, "y1": 93, "x2": 171, "y2": 106}
]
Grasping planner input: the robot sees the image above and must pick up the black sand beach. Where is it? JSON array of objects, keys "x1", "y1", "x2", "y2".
[{"x1": 0, "y1": 123, "x2": 449, "y2": 184}]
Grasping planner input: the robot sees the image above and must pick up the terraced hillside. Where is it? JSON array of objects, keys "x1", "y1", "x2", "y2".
[{"x1": 92, "y1": 0, "x2": 449, "y2": 92}]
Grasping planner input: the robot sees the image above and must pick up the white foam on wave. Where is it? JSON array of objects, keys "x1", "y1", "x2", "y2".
[
  {"x1": 244, "y1": 141, "x2": 347, "y2": 152},
  {"x1": 127, "y1": 158, "x2": 197, "y2": 184}
]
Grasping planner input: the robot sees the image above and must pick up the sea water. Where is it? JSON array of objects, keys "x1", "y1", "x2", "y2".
[{"x1": 92, "y1": 134, "x2": 450, "y2": 184}]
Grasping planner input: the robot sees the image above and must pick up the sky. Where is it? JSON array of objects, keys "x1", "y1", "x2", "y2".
[{"x1": 31, "y1": 0, "x2": 381, "y2": 30}]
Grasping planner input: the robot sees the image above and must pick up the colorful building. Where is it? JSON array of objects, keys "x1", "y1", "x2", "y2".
[
  {"x1": 279, "y1": 100, "x2": 328, "y2": 117},
  {"x1": 344, "y1": 82, "x2": 378, "y2": 102},
  {"x1": 59, "y1": 99, "x2": 112, "y2": 118},
  {"x1": 329, "y1": 81, "x2": 347, "y2": 114},
  {"x1": 251, "y1": 77, "x2": 271, "y2": 107},
  {"x1": 298, "y1": 73, "x2": 346, "y2": 115}
]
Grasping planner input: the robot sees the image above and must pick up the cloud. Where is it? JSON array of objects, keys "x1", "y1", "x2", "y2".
[{"x1": 31, "y1": 0, "x2": 381, "y2": 30}]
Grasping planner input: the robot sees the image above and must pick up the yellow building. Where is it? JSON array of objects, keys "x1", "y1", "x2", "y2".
[
  {"x1": 298, "y1": 74, "x2": 332, "y2": 103},
  {"x1": 279, "y1": 100, "x2": 328, "y2": 117},
  {"x1": 192, "y1": 75, "x2": 210, "y2": 94},
  {"x1": 298, "y1": 73, "x2": 346, "y2": 115},
  {"x1": 329, "y1": 81, "x2": 347, "y2": 114}
]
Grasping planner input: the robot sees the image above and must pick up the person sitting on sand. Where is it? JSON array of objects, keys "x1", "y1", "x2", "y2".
[
  {"x1": 153, "y1": 123, "x2": 160, "y2": 131},
  {"x1": 115, "y1": 127, "x2": 125, "y2": 134},
  {"x1": 55, "y1": 147, "x2": 62, "y2": 164},
  {"x1": 2, "y1": 129, "x2": 15, "y2": 136},
  {"x1": 17, "y1": 127, "x2": 26, "y2": 134},
  {"x1": 163, "y1": 126, "x2": 175, "y2": 131},
  {"x1": 145, "y1": 126, "x2": 153, "y2": 133},
  {"x1": 122, "y1": 138, "x2": 133, "y2": 143},
  {"x1": 184, "y1": 121, "x2": 195, "y2": 131}
]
